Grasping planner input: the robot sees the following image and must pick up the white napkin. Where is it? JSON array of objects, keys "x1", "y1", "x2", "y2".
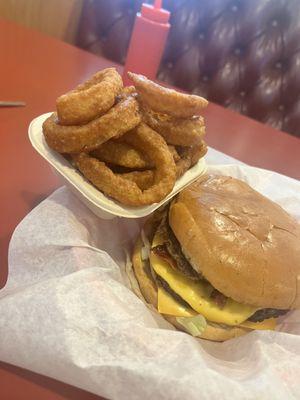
[{"x1": 1, "y1": 147, "x2": 300, "y2": 400}]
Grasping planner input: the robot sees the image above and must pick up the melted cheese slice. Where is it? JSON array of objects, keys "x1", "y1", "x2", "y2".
[
  {"x1": 158, "y1": 286, "x2": 276, "y2": 330},
  {"x1": 151, "y1": 232, "x2": 258, "y2": 326},
  {"x1": 158, "y1": 286, "x2": 197, "y2": 317}
]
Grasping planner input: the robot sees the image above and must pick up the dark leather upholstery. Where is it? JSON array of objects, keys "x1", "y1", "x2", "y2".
[{"x1": 77, "y1": 0, "x2": 300, "y2": 137}]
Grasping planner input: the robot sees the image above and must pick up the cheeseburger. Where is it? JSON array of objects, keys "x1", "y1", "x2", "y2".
[{"x1": 132, "y1": 175, "x2": 300, "y2": 341}]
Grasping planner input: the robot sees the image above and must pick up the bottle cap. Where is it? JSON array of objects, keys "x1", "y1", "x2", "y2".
[{"x1": 141, "y1": 0, "x2": 170, "y2": 23}]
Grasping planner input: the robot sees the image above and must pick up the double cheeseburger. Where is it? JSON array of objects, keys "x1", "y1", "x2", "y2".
[{"x1": 132, "y1": 175, "x2": 300, "y2": 341}]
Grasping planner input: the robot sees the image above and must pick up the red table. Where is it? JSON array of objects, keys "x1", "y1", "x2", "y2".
[{"x1": 1, "y1": 18, "x2": 300, "y2": 400}]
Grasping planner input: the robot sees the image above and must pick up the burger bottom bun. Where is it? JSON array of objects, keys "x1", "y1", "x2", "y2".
[{"x1": 132, "y1": 216, "x2": 250, "y2": 342}]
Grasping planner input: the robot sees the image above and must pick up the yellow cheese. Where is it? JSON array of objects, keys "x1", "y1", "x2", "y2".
[
  {"x1": 151, "y1": 232, "x2": 258, "y2": 326},
  {"x1": 158, "y1": 286, "x2": 197, "y2": 317},
  {"x1": 240, "y1": 318, "x2": 276, "y2": 331},
  {"x1": 158, "y1": 285, "x2": 276, "y2": 331}
]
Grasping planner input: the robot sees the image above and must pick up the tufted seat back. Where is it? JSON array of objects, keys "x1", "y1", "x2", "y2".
[{"x1": 77, "y1": 0, "x2": 300, "y2": 137}]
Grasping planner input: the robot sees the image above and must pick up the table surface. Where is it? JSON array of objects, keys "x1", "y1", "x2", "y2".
[{"x1": 1, "y1": 17, "x2": 300, "y2": 400}]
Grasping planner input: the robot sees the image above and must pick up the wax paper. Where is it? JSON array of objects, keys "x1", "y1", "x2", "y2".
[{"x1": 1, "y1": 148, "x2": 300, "y2": 400}]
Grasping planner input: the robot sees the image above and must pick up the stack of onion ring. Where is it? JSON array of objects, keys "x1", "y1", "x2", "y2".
[{"x1": 43, "y1": 68, "x2": 208, "y2": 206}]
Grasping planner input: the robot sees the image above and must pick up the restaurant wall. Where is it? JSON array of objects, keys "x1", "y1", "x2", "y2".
[{"x1": 0, "y1": 0, "x2": 83, "y2": 43}]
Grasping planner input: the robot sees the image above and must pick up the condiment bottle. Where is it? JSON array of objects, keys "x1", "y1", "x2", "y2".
[{"x1": 123, "y1": 0, "x2": 170, "y2": 85}]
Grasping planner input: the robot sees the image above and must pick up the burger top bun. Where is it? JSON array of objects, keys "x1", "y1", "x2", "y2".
[{"x1": 169, "y1": 175, "x2": 300, "y2": 309}]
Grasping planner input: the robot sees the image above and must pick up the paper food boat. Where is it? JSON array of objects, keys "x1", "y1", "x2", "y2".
[{"x1": 29, "y1": 113, "x2": 207, "y2": 219}]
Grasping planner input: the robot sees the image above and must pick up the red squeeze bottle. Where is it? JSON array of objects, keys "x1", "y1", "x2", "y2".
[{"x1": 123, "y1": 0, "x2": 170, "y2": 85}]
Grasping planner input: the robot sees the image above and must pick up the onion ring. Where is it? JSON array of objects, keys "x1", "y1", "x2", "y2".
[
  {"x1": 175, "y1": 141, "x2": 207, "y2": 178},
  {"x1": 43, "y1": 96, "x2": 141, "y2": 154},
  {"x1": 92, "y1": 141, "x2": 180, "y2": 169},
  {"x1": 128, "y1": 72, "x2": 208, "y2": 118},
  {"x1": 56, "y1": 68, "x2": 123, "y2": 125},
  {"x1": 116, "y1": 85, "x2": 137, "y2": 101},
  {"x1": 119, "y1": 142, "x2": 207, "y2": 190},
  {"x1": 168, "y1": 145, "x2": 181, "y2": 163},
  {"x1": 142, "y1": 107, "x2": 205, "y2": 146},
  {"x1": 117, "y1": 170, "x2": 154, "y2": 191},
  {"x1": 73, "y1": 123, "x2": 176, "y2": 206},
  {"x1": 91, "y1": 141, "x2": 151, "y2": 170}
]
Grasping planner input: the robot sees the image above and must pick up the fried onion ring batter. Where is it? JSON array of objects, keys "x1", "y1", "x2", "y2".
[
  {"x1": 175, "y1": 141, "x2": 207, "y2": 178},
  {"x1": 128, "y1": 72, "x2": 208, "y2": 118},
  {"x1": 73, "y1": 124, "x2": 176, "y2": 206},
  {"x1": 43, "y1": 96, "x2": 141, "y2": 154},
  {"x1": 117, "y1": 170, "x2": 154, "y2": 191},
  {"x1": 92, "y1": 141, "x2": 180, "y2": 169},
  {"x1": 119, "y1": 142, "x2": 207, "y2": 190},
  {"x1": 91, "y1": 141, "x2": 151, "y2": 169},
  {"x1": 142, "y1": 107, "x2": 205, "y2": 146},
  {"x1": 56, "y1": 68, "x2": 123, "y2": 125}
]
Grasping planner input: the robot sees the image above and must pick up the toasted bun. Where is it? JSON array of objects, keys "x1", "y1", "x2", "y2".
[
  {"x1": 169, "y1": 175, "x2": 300, "y2": 309},
  {"x1": 132, "y1": 218, "x2": 250, "y2": 342}
]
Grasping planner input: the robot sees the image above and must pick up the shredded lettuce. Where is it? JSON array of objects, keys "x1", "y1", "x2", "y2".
[
  {"x1": 176, "y1": 315, "x2": 207, "y2": 337},
  {"x1": 141, "y1": 229, "x2": 151, "y2": 261}
]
